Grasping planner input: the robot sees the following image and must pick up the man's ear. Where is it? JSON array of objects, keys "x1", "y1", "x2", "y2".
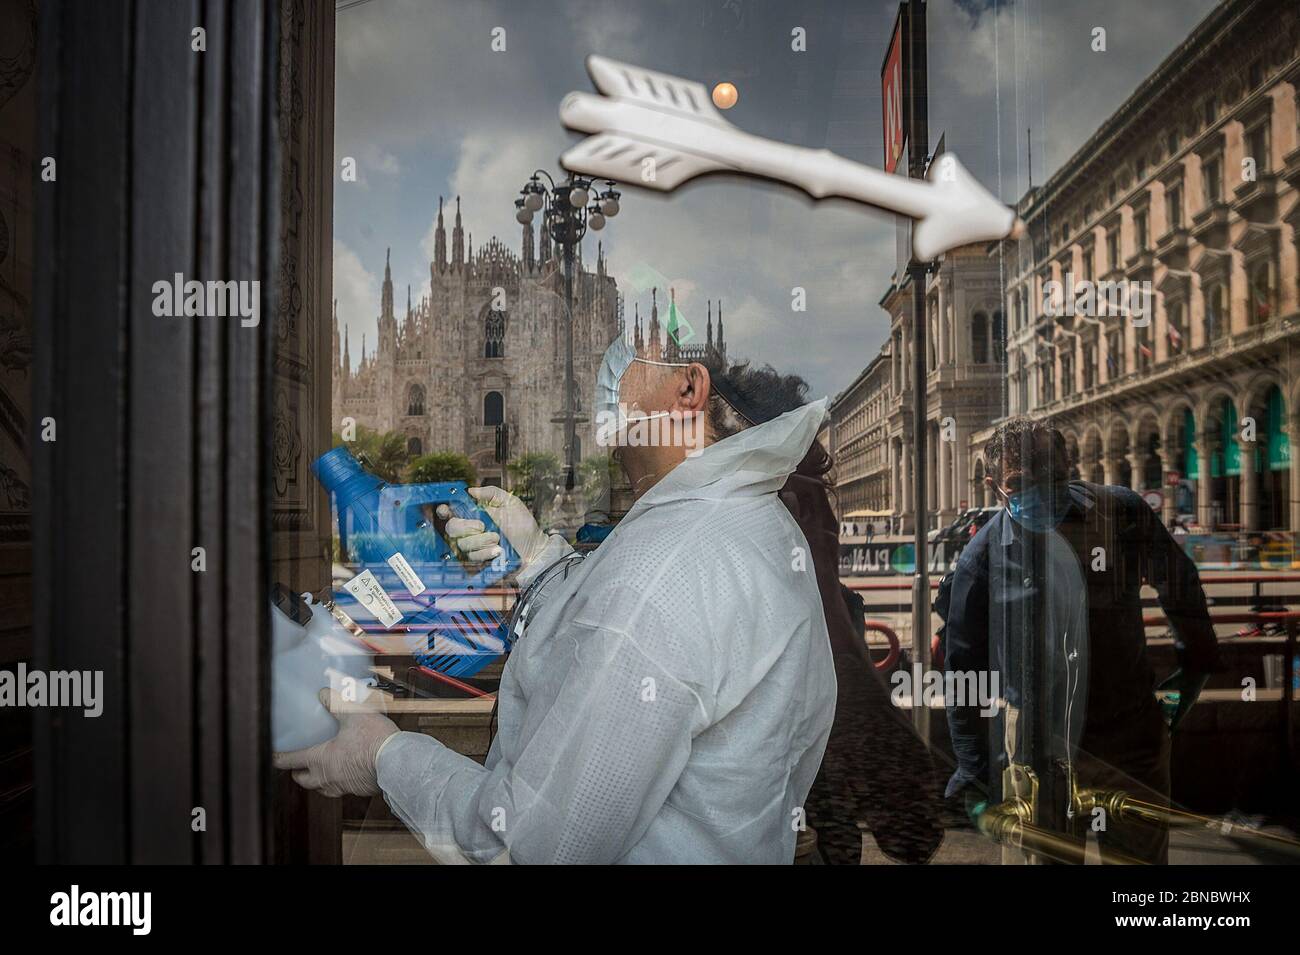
[{"x1": 677, "y1": 363, "x2": 710, "y2": 414}]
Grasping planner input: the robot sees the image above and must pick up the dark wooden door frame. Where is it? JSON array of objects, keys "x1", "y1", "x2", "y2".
[{"x1": 33, "y1": 0, "x2": 281, "y2": 863}]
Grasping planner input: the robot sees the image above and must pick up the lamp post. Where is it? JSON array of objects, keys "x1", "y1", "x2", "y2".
[{"x1": 514, "y1": 171, "x2": 622, "y2": 493}]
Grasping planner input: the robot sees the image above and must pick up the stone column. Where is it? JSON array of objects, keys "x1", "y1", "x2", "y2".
[
  {"x1": 889, "y1": 439, "x2": 898, "y2": 523},
  {"x1": 1159, "y1": 448, "x2": 1177, "y2": 525},
  {"x1": 1127, "y1": 451, "x2": 1145, "y2": 493},
  {"x1": 1239, "y1": 436, "x2": 1259, "y2": 532},
  {"x1": 938, "y1": 426, "x2": 953, "y2": 521},
  {"x1": 1196, "y1": 436, "x2": 1214, "y2": 529},
  {"x1": 1102, "y1": 453, "x2": 1121, "y2": 487},
  {"x1": 954, "y1": 426, "x2": 970, "y2": 512}
]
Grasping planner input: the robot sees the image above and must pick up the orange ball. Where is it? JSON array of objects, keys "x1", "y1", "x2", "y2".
[{"x1": 711, "y1": 82, "x2": 738, "y2": 110}]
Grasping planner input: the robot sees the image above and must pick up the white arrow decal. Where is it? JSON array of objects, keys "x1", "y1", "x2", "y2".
[{"x1": 560, "y1": 55, "x2": 1024, "y2": 261}]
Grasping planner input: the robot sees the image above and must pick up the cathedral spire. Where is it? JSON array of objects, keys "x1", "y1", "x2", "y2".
[
  {"x1": 381, "y1": 247, "x2": 394, "y2": 322},
  {"x1": 343, "y1": 325, "x2": 351, "y2": 378},
  {"x1": 332, "y1": 299, "x2": 341, "y2": 372},
  {"x1": 649, "y1": 288, "x2": 661, "y2": 361},
  {"x1": 434, "y1": 196, "x2": 447, "y2": 273},
  {"x1": 634, "y1": 303, "x2": 643, "y2": 351},
  {"x1": 717, "y1": 299, "x2": 725, "y2": 360},
  {"x1": 452, "y1": 195, "x2": 464, "y2": 270},
  {"x1": 707, "y1": 299, "x2": 713, "y2": 349}
]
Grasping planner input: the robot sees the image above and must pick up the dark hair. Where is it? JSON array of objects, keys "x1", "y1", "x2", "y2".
[
  {"x1": 700, "y1": 354, "x2": 832, "y2": 480},
  {"x1": 701, "y1": 355, "x2": 809, "y2": 437},
  {"x1": 984, "y1": 416, "x2": 1069, "y2": 482}
]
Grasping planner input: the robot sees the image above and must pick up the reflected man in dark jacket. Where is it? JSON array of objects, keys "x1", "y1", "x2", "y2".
[{"x1": 940, "y1": 417, "x2": 1220, "y2": 864}]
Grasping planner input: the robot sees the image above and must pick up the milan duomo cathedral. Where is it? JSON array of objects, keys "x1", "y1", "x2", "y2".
[{"x1": 331, "y1": 196, "x2": 727, "y2": 487}]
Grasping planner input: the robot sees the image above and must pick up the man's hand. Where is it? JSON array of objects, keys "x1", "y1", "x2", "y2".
[
  {"x1": 273, "y1": 687, "x2": 399, "y2": 797},
  {"x1": 1156, "y1": 669, "x2": 1210, "y2": 733}
]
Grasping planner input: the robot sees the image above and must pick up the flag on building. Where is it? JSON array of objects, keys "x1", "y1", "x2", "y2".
[{"x1": 666, "y1": 287, "x2": 695, "y2": 346}]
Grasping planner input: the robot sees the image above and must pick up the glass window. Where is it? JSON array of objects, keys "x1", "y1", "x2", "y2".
[
  {"x1": 1202, "y1": 156, "x2": 1221, "y2": 205},
  {"x1": 1250, "y1": 259, "x2": 1275, "y2": 325},
  {"x1": 484, "y1": 390, "x2": 504, "y2": 426},
  {"x1": 1167, "y1": 300, "x2": 1185, "y2": 353},
  {"x1": 485, "y1": 309, "x2": 506, "y2": 357},
  {"x1": 406, "y1": 383, "x2": 426, "y2": 416},
  {"x1": 1204, "y1": 281, "x2": 1227, "y2": 340},
  {"x1": 1246, "y1": 122, "x2": 1270, "y2": 175}
]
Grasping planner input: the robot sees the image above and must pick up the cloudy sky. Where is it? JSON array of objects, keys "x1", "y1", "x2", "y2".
[{"x1": 333, "y1": 0, "x2": 1218, "y2": 399}]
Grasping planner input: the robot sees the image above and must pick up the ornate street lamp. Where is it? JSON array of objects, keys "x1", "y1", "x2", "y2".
[{"x1": 513, "y1": 170, "x2": 622, "y2": 491}]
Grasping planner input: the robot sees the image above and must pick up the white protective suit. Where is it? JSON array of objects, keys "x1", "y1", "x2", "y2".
[{"x1": 376, "y1": 400, "x2": 837, "y2": 863}]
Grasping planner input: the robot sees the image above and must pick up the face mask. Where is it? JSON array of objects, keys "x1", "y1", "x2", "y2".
[
  {"x1": 1005, "y1": 482, "x2": 1071, "y2": 532},
  {"x1": 593, "y1": 336, "x2": 686, "y2": 445}
]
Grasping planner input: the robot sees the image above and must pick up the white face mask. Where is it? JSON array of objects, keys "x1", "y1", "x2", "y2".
[{"x1": 593, "y1": 335, "x2": 686, "y2": 445}]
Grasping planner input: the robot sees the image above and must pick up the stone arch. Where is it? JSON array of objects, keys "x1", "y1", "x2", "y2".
[
  {"x1": 972, "y1": 456, "x2": 989, "y2": 507},
  {"x1": 1106, "y1": 417, "x2": 1133, "y2": 488},
  {"x1": 1132, "y1": 408, "x2": 1164, "y2": 491}
]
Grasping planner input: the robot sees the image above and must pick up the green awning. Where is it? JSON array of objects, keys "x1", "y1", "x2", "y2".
[
  {"x1": 1212, "y1": 399, "x2": 1239, "y2": 478},
  {"x1": 1266, "y1": 386, "x2": 1290, "y2": 472}
]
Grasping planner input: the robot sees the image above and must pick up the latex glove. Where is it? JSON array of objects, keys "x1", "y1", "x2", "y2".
[
  {"x1": 1156, "y1": 669, "x2": 1210, "y2": 733},
  {"x1": 273, "y1": 687, "x2": 398, "y2": 797},
  {"x1": 438, "y1": 485, "x2": 550, "y2": 568},
  {"x1": 434, "y1": 510, "x2": 502, "y2": 563}
]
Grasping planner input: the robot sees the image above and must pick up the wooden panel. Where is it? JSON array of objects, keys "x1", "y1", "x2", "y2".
[
  {"x1": 33, "y1": 0, "x2": 283, "y2": 863},
  {"x1": 33, "y1": 0, "x2": 133, "y2": 864},
  {"x1": 127, "y1": 0, "x2": 200, "y2": 865}
]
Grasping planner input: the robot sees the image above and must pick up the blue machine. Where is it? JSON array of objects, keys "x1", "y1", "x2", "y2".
[{"x1": 312, "y1": 446, "x2": 521, "y2": 678}]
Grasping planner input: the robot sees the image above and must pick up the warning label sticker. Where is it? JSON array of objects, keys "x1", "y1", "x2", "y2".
[
  {"x1": 343, "y1": 569, "x2": 402, "y2": 628},
  {"x1": 387, "y1": 551, "x2": 427, "y2": 596}
]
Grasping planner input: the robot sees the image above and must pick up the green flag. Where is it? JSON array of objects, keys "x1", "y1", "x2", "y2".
[{"x1": 666, "y1": 301, "x2": 695, "y2": 346}]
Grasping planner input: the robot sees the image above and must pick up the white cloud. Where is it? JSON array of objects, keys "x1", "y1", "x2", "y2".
[{"x1": 333, "y1": 239, "x2": 379, "y2": 369}]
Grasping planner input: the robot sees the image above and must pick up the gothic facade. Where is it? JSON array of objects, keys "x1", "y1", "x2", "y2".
[{"x1": 332, "y1": 197, "x2": 620, "y2": 487}]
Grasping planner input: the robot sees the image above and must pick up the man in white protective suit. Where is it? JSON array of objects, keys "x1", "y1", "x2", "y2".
[{"x1": 275, "y1": 333, "x2": 837, "y2": 863}]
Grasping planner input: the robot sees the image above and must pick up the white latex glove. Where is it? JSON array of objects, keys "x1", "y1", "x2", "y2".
[
  {"x1": 434, "y1": 511, "x2": 503, "y2": 563},
  {"x1": 437, "y1": 485, "x2": 549, "y2": 567},
  {"x1": 273, "y1": 687, "x2": 399, "y2": 797}
]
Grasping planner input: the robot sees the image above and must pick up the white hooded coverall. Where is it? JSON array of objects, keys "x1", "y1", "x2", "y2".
[{"x1": 376, "y1": 401, "x2": 837, "y2": 863}]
